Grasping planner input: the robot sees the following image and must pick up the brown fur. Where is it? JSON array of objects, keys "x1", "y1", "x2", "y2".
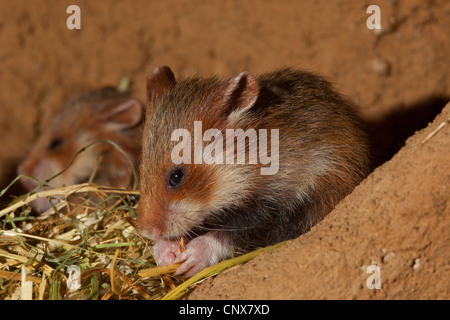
[
  {"x1": 18, "y1": 87, "x2": 143, "y2": 212},
  {"x1": 139, "y1": 66, "x2": 370, "y2": 253}
]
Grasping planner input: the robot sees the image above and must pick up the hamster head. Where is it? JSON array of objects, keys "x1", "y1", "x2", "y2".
[
  {"x1": 18, "y1": 88, "x2": 143, "y2": 212},
  {"x1": 138, "y1": 66, "x2": 264, "y2": 241}
]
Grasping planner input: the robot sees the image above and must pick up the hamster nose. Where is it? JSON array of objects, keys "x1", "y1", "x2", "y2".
[
  {"x1": 138, "y1": 224, "x2": 162, "y2": 241},
  {"x1": 17, "y1": 163, "x2": 26, "y2": 177},
  {"x1": 17, "y1": 164, "x2": 34, "y2": 189},
  {"x1": 19, "y1": 176, "x2": 39, "y2": 192}
]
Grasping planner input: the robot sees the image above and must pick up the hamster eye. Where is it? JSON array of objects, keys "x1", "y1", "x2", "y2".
[
  {"x1": 167, "y1": 167, "x2": 186, "y2": 188},
  {"x1": 48, "y1": 138, "x2": 63, "y2": 151}
]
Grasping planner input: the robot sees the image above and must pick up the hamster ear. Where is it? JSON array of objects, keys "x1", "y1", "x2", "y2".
[
  {"x1": 146, "y1": 65, "x2": 176, "y2": 109},
  {"x1": 100, "y1": 98, "x2": 143, "y2": 131},
  {"x1": 214, "y1": 71, "x2": 259, "y2": 118}
]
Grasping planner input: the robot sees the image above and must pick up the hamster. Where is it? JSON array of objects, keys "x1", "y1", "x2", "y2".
[
  {"x1": 17, "y1": 87, "x2": 143, "y2": 212},
  {"x1": 138, "y1": 66, "x2": 370, "y2": 277}
]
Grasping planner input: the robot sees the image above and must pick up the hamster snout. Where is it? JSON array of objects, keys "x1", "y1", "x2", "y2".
[
  {"x1": 138, "y1": 66, "x2": 370, "y2": 276},
  {"x1": 18, "y1": 87, "x2": 143, "y2": 212}
]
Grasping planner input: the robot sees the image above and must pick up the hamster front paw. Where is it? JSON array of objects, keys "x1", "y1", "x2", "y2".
[
  {"x1": 173, "y1": 231, "x2": 232, "y2": 277},
  {"x1": 152, "y1": 232, "x2": 232, "y2": 277},
  {"x1": 152, "y1": 238, "x2": 182, "y2": 266}
]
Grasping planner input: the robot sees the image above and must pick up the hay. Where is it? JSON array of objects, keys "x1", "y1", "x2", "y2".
[
  {"x1": 0, "y1": 180, "x2": 284, "y2": 300},
  {"x1": 0, "y1": 181, "x2": 176, "y2": 300}
]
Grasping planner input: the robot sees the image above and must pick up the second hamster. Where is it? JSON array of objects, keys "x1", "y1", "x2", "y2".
[{"x1": 18, "y1": 87, "x2": 143, "y2": 212}]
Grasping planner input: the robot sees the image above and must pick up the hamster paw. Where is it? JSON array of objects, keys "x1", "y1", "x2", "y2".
[
  {"x1": 173, "y1": 231, "x2": 231, "y2": 277},
  {"x1": 152, "y1": 238, "x2": 181, "y2": 266}
]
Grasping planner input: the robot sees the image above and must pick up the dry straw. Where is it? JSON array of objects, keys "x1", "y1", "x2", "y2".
[
  {"x1": 0, "y1": 179, "x2": 284, "y2": 300},
  {"x1": 0, "y1": 79, "x2": 288, "y2": 299}
]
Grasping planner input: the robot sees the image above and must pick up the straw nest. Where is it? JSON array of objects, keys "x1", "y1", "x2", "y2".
[{"x1": 0, "y1": 177, "x2": 283, "y2": 300}]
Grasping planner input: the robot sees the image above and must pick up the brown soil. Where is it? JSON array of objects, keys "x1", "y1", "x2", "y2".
[
  {"x1": 0, "y1": 0, "x2": 449, "y2": 299},
  {"x1": 189, "y1": 103, "x2": 450, "y2": 299}
]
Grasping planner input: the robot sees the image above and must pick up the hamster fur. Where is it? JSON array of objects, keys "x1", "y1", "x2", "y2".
[
  {"x1": 18, "y1": 87, "x2": 143, "y2": 212},
  {"x1": 138, "y1": 66, "x2": 370, "y2": 276}
]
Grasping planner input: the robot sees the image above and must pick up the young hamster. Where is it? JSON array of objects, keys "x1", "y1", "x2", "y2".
[
  {"x1": 138, "y1": 66, "x2": 370, "y2": 277},
  {"x1": 18, "y1": 87, "x2": 143, "y2": 212}
]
